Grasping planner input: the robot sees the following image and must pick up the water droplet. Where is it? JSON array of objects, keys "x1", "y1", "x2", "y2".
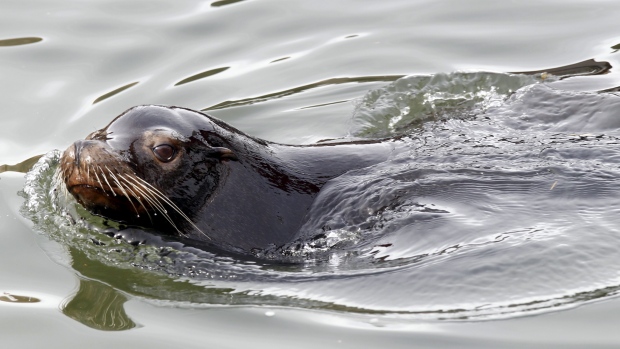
[{"x1": 265, "y1": 311, "x2": 275, "y2": 317}]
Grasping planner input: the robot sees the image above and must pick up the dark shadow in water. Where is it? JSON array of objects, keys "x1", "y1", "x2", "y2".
[
  {"x1": 211, "y1": 0, "x2": 245, "y2": 7},
  {"x1": 0, "y1": 37, "x2": 42, "y2": 47},
  {"x1": 0, "y1": 154, "x2": 43, "y2": 174},
  {"x1": 174, "y1": 67, "x2": 229, "y2": 86},
  {"x1": 61, "y1": 277, "x2": 136, "y2": 331},
  {"x1": 201, "y1": 75, "x2": 405, "y2": 111},
  {"x1": 61, "y1": 248, "x2": 137, "y2": 331},
  {"x1": 93, "y1": 82, "x2": 139, "y2": 105}
]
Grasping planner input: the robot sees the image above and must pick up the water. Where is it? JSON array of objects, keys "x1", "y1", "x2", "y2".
[{"x1": 3, "y1": 0, "x2": 620, "y2": 347}]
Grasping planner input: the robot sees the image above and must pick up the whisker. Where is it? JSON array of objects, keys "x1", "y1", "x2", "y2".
[
  {"x1": 116, "y1": 175, "x2": 153, "y2": 224},
  {"x1": 130, "y1": 176, "x2": 201, "y2": 229},
  {"x1": 96, "y1": 166, "x2": 115, "y2": 196},
  {"x1": 123, "y1": 176, "x2": 186, "y2": 237},
  {"x1": 117, "y1": 173, "x2": 185, "y2": 236},
  {"x1": 105, "y1": 166, "x2": 140, "y2": 218},
  {"x1": 125, "y1": 174, "x2": 209, "y2": 240}
]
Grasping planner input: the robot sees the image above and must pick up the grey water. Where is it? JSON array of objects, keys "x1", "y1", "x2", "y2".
[{"x1": 4, "y1": 0, "x2": 620, "y2": 348}]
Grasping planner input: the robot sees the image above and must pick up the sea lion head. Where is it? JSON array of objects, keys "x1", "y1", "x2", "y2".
[{"x1": 59, "y1": 105, "x2": 238, "y2": 235}]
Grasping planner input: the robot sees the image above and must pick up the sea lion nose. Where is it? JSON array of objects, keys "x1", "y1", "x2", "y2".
[
  {"x1": 72, "y1": 139, "x2": 101, "y2": 168},
  {"x1": 73, "y1": 140, "x2": 87, "y2": 167}
]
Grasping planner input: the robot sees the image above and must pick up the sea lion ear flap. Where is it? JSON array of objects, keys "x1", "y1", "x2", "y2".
[{"x1": 209, "y1": 147, "x2": 238, "y2": 161}]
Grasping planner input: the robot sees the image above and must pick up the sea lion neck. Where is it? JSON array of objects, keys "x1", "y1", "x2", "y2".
[{"x1": 186, "y1": 135, "x2": 397, "y2": 252}]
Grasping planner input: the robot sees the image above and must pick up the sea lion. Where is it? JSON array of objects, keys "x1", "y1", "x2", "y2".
[
  {"x1": 60, "y1": 105, "x2": 397, "y2": 253},
  {"x1": 59, "y1": 59, "x2": 613, "y2": 254}
]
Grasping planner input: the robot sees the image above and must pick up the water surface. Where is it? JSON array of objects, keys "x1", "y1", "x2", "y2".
[{"x1": 3, "y1": 0, "x2": 620, "y2": 347}]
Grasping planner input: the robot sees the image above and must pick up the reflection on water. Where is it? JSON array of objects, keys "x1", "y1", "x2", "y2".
[
  {"x1": 0, "y1": 37, "x2": 42, "y2": 47},
  {"x1": 93, "y1": 82, "x2": 139, "y2": 105},
  {"x1": 62, "y1": 277, "x2": 136, "y2": 331},
  {"x1": 510, "y1": 59, "x2": 611, "y2": 79},
  {"x1": 5, "y1": 0, "x2": 620, "y2": 343},
  {"x1": 174, "y1": 67, "x2": 230, "y2": 86},
  {"x1": 270, "y1": 57, "x2": 290, "y2": 63},
  {"x1": 22, "y1": 69, "x2": 620, "y2": 324},
  {"x1": 0, "y1": 293, "x2": 41, "y2": 303},
  {"x1": 202, "y1": 75, "x2": 404, "y2": 111},
  {"x1": 211, "y1": 0, "x2": 245, "y2": 7},
  {"x1": 0, "y1": 155, "x2": 42, "y2": 174}
]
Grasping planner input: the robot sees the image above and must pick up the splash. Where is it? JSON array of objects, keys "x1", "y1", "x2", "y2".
[{"x1": 350, "y1": 72, "x2": 542, "y2": 137}]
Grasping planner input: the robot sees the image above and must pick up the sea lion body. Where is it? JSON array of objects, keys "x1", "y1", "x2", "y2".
[{"x1": 60, "y1": 106, "x2": 397, "y2": 253}]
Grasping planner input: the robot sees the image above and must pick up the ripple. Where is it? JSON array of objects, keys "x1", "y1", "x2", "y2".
[
  {"x1": 269, "y1": 57, "x2": 290, "y2": 63},
  {"x1": 0, "y1": 37, "x2": 42, "y2": 47},
  {"x1": 93, "y1": 81, "x2": 139, "y2": 104},
  {"x1": 202, "y1": 75, "x2": 403, "y2": 111},
  {"x1": 0, "y1": 154, "x2": 42, "y2": 174},
  {"x1": 22, "y1": 72, "x2": 620, "y2": 320},
  {"x1": 211, "y1": 0, "x2": 245, "y2": 7},
  {"x1": 0, "y1": 293, "x2": 41, "y2": 303},
  {"x1": 174, "y1": 67, "x2": 230, "y2": 86}
]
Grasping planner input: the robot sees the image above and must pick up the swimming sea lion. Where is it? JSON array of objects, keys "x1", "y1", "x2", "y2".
[
  {"x1": 60, "y1": 105, "x2": 397, "y2": 253},
  {"x1": 59, "y1": 59, "x2": 612, "y2": 254}
]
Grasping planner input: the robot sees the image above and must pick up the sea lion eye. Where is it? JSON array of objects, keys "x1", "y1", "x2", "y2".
[{"x1": 152, "y1": 144, "x2": 176, "y2": 162}]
